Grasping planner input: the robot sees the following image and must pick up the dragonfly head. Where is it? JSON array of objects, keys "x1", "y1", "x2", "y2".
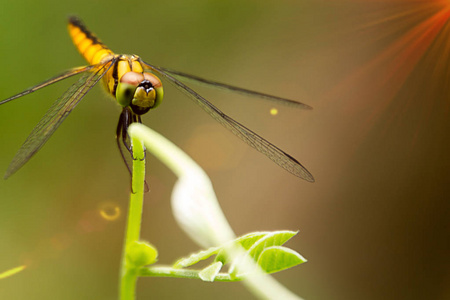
[{"x1": 116, "y1": 72, "x2": 164, "y2": 115}]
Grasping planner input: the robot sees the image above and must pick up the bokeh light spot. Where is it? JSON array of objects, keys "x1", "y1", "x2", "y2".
[
  {"x1": 99, "y1": 202, "x2": 121, "y2": 221},
  {"x1": 270, "y1": 108, "x2": 278, "y2": 116}
]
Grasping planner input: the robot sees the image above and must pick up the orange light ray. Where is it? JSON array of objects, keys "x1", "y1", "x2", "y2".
[{"x1": 323, "y1": 2, "x2": 450, "y2": 137}]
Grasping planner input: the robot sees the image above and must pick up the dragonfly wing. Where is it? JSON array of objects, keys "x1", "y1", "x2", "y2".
[
  {"x1": 4, "y1": 59, "x2": 115, "y2": 179},
  {"x1": 156, "y1": 66, "x2": 312, "y2": 109},
  {"x1": 0, "y1": 65, "x2": 97, "y2": 105},
  {"x1": 141, "y1": 60, "x2": 314, "y2": 182}
]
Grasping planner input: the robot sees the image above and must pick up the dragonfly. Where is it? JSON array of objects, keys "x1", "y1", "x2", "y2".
[{"x1": 0, "y1": 16, "x2": 315, "y2": 182}]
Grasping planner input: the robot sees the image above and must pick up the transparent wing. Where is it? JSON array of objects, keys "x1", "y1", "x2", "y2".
[
  {"x1": 156, "y1": 66, "x2": 312, "y2": 109},
  {"x1": 0, "y1": 65, "x2": 97, "y2": 105},
  {"x1": 4, "y1": 59, "x2": 116, "y2": 179},
  {"x1": 141, "y1": 60, "x2": 314, "y2": 182}
]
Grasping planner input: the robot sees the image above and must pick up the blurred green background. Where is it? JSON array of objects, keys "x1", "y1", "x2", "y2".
[{"x1": 0, "y1": 0, "x2": 448, "y2": 299}]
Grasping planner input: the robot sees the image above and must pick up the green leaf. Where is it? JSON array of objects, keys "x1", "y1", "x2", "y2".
[
  {"x1": 234, "y1": 232, "x2": 271, "y2": 250},
  {"x1": 257, "y1": 246, "x2": 307, "y2": 274},
  {"x1": 173, "y1": 230, "x2": 305, "y2": 279},
  {"x1": 228, "y1": 231, "x2": 297, "y2": 275},
  {"x1": 174, "y1": 246, "x2": 220, "y2": 268},
  {"x1": 247, "y1": 231, "x2": 297, "y2": 261},
  {"x1": 199, "y1": 262, "x2": 223, "y2": 282},
  {"x1": 215, "y1": 231, "x2": 272, "y2": 264}
]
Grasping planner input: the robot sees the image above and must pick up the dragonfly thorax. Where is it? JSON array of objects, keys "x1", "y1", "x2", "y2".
[{"x1": 116, "y1": 71, "x2": 164, "y2": 115}]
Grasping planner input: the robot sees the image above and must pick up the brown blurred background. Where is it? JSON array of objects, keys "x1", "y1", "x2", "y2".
[{"x1": 0, "y1": 0, "x2": 448, "y2": 299}]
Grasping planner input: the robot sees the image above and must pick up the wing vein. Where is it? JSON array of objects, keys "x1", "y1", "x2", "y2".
[
  {"x1": 0, "y1": 65, "x2": 96, "y2": 105},
  {"x1": 4, "y1": 59, "x2": 115, "y2": 179},
  {"x1": 157, "y1": 66, "x2": 313, "y2": 109},
  {"x1": 141, "y1": 60, "x2": 314, "y2": 182}
]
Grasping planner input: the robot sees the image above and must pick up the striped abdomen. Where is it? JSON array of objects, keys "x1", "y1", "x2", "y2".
[
  {"x1": 67, "y1": 17, "x2": 147, "y2": 98},
  {"x1": 68, "y1": 16, "x2": 114, "y2": 65}
]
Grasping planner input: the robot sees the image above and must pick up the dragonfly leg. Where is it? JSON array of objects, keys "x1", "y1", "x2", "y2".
[
  {"x1": 117, "y1": 108, "x2": 149, "y2": 193},
  {"x1": 116, "y1": 108, "x2": 133, "y2": 177},
  {"x1": 121, "y1": 108, "x2": 133, "y2": 153},
  {"x1": 137, "y1": 115, "x2": 146, "y2": 162}
]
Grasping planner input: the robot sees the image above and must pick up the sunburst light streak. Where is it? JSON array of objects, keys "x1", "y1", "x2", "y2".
[{"x1": 323, "y1": 1, "x2": 450, "y2": 135}]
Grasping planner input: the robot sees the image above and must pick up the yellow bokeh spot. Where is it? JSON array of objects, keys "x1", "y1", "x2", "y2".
[
  {"x1": 99, "y1": 203, "x2": 121, "y2": 221},
  {"x1": 0, "y1": 265, "x2": 26, "y2": 280},
  {"x1": 270, "y1": 108, "x2": 278, "y2": 115}
]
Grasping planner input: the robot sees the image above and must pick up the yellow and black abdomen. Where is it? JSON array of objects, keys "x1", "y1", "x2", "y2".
[{"x1": 68, "y1": 16, "x2": 113, "y2": 66}]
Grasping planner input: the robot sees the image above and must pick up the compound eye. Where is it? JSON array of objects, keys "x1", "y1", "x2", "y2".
[
  {"x1": 116, "y1": 72, "x2": 144, "y2": 107},
  {"x1": 142, "y1": 73, "x2": 163, "y2": 109}
]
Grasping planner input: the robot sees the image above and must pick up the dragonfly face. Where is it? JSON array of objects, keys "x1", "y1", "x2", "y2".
[
  {"x1": 0, "y1": 16, "x2": 315, "y2": 183},
  {"x1": 116, "y1": 71, "x2": 164, "y2": 115}
]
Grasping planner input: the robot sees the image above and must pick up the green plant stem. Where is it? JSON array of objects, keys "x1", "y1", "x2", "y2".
[
  {"x1": 139, "y1": 266, "x2": 240, "y2": 282},
  {"x1": 120, "y1": 136, "x2": 146, "y2": 300}
]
